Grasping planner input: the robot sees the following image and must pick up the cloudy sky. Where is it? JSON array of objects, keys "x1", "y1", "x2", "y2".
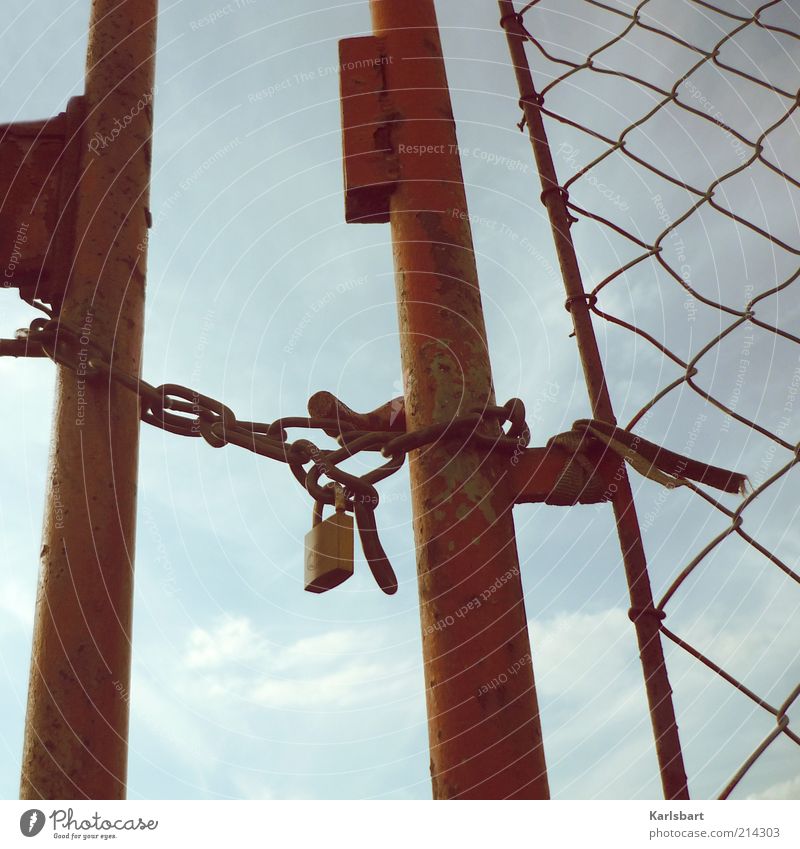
[{"x1": 1, "y1": 0, "x2": 798, "y2": 800}]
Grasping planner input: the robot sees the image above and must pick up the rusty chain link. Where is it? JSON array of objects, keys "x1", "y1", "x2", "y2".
[{"x1": 3, "y1": 315, "x2": 530, "y2": 595}]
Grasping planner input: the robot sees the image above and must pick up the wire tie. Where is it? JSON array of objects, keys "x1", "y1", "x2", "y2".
[
  {"x1": 565, "y1": 293, "x2": 597, "y2": 312},
  {"x1": 629, "y1": 606, "x2": 666, "y2": 624},
  {"x1": 519, "y1": 91, "x2": 544, "y2": 108},
  {"x1": 540, "y1": 184, "x2": 570, "y2": 207},
  {"x1": 498, "y1": 12, "x2": 523, "y2": 30}
]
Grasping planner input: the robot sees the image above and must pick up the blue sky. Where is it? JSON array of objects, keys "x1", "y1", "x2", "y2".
[{"x1": 1, "y1": 0, "x2": 798, "y2": 799}]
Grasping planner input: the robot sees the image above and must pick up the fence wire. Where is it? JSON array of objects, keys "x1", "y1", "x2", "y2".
[{"x1": 508, "y1": 0, "x2": 800, "y2": 798}]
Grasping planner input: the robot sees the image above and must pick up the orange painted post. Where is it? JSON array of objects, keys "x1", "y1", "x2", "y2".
[
  {"x1": 366, "y1": 0, "x2": 549, "y2": 799},
  {"x1": 20, "y1": 0, "x2": 156, "y2": 799}
]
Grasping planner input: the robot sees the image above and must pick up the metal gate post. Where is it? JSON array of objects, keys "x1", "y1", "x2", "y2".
[
  {"x1": 365, "y1": 0, "x2": 550, "y2": 799},
  {"x1": 20, "y1": 0, "x2": 157, "y2": 800}
]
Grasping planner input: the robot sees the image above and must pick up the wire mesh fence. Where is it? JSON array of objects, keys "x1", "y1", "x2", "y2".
[{"x1": 505, "y1": 0, "x2": 800, "y2": 798}]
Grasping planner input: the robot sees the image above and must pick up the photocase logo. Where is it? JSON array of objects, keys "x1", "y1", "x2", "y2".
[{"x1": 20, "y1": 809, "x2": 46, "y2": 837}]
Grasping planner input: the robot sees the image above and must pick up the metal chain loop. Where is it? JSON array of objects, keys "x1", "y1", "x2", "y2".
[{"x1": 3, "y1": 315, "x2": 530, "y2": 596}]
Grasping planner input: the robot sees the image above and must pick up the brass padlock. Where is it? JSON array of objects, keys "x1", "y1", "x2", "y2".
[{"x1": 304, "y1": 485, "x2": 354, "y2": 593}]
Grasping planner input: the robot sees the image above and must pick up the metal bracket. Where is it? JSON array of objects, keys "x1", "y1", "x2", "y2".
[
  {"x1": 306, "y1": 391, "x2": 618, "y2": 506},
  {"x1": 339, "y1": 36, "x2": 399, "y2": 223},
  {"x1": 507, "y1": 443, "x2": 616, "y2": 506},
  {"x1": 0, "y1": 95, "x2": 85, "y2": 309}
]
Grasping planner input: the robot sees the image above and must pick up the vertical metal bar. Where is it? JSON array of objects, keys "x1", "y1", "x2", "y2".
[
  {"x1": 369, "y1": 0, "x2": 549, "y2": 799},
  {"x1": 498, "y1": 1, "x2": 689, "y2": 799},
  {"x1": 20, "y1": 0, "x2": 156, "y2": 799}
]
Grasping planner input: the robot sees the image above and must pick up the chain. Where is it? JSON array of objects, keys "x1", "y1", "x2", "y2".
[{"x1": 4, "y1": 316, "x2": 530, "y2": 595}]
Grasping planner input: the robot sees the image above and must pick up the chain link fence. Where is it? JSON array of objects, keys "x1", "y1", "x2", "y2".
[{"x1": 505, "y1": 0, "x2": 800, "y2": 798}]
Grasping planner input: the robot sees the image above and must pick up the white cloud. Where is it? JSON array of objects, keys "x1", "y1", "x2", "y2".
[
  {"x1": 747, "y1": 774, "x2": 800, "y2": 800},
  {"x1": 182, "y1": 617, "x2": 412, "y2": 711},
  {"x1": 0, "y1": 574, "x2": 35, "y2": 634},
  {"x1": 231, "y1": 774, "x2": 277, "y2": 800},
  {"x1": 252, "y1": 661, "x2": 388, "y2": 710},
  {"x1": 527, "y1": 607, "x2": 658, "y2": 797},
  {"x1": 185, "y1": 616, "x2": 266, "y2": 669},
  {"x1": 130, "y1": 671, "x2": 218, "y2": 773},
  {"x1": 528, "y1": 605, "x2": 799, "y2": 799},
  {"x1": 530, "y1": 607, "x2": 637, "y2": 700},
  {"x1": 275, "y1": 629, "x2": 376, "y2": 669}
]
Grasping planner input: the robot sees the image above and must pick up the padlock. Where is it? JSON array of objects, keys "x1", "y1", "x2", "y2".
[{"x1": 304, "y1": 485, "x2": 354, "y2": 593}]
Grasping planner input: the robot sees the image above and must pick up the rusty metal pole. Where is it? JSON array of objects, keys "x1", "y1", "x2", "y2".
[
  {"x1": 20, "y1": 0, "x2": 156, "y2": 799},
  {"x1": 368, "y1": 0, "x2": 549, "y2": 799},
  {"x1": 499, "y1": 1, "x2": 690, "y2": 799}
]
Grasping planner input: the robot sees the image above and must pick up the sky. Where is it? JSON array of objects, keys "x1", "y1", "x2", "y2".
[{"x1": 1, "y1": 0, "x2": 799, "y2": 800}]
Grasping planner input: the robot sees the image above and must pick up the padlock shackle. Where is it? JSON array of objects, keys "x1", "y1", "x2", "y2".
[
  {"x1": 306, "y1": 452, "x2": 381, "y2": 507},
  {"x1": 334, "y1": 483, "x2": 347, "y2": 512},
  {"x1": 306, "y1": 464, "x2": 337, "y2": 505}
]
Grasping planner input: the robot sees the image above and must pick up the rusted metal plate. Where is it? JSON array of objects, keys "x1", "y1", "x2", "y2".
[
  {"x1": 509, "y1": 443, "x2": 615, "y2": 504},
  {"x1": 339, "y1": 36, "x2": 397, "y2": 223},
  {"x1": 0, "y1": 96, "x2": 83, "y2": 306}
]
